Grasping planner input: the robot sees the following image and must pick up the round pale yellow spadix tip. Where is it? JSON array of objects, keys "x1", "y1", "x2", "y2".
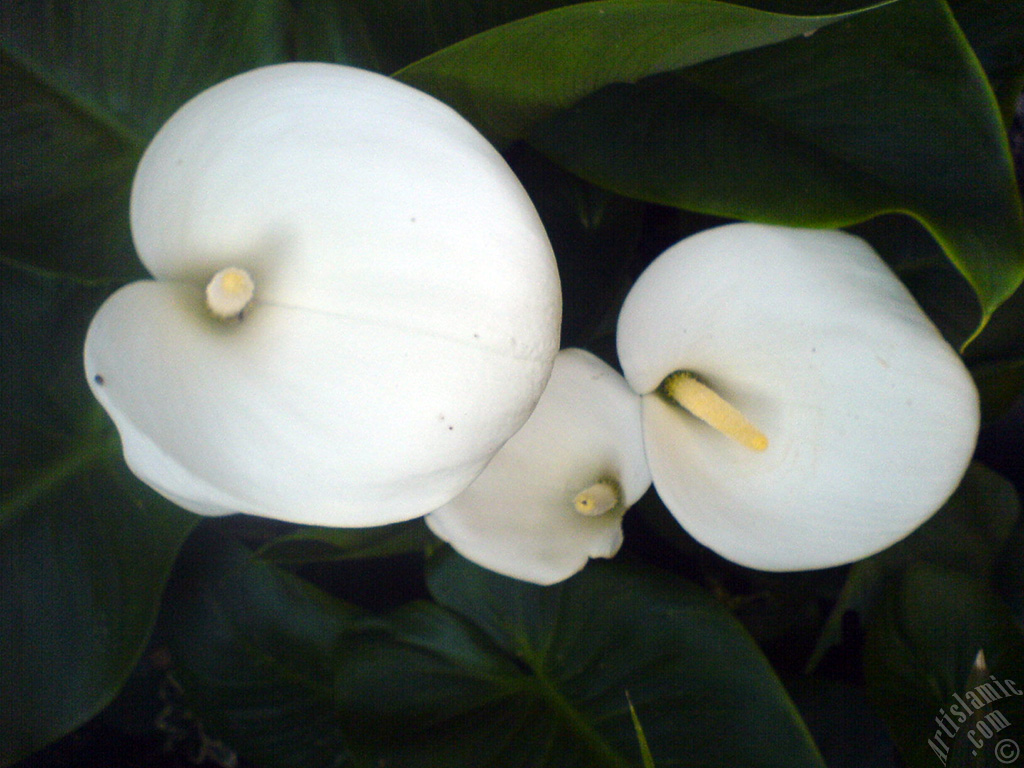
[
  {"x1": 573, "y1": 480, "x2": 621, "y2": 517},
  {"x1": 206, "y1": 267, "x2": 255, "y2": 319},
  {"x1": 662, "y1": 372, "x2": 768, "y2": 452}
]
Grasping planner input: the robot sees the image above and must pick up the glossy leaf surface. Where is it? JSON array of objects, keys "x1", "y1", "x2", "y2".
[
  {"x1": 864, "y1": 564, "x2": 1024, "y2": 768},
  {"x1": 166, "y1": 543, "x2": 826, "y2": 768},
  {"x1": 165, "y1": 532, "x2": 357, "y2": 768},
  {"x1": 0, "y1": 0, "x2": 288, "y2": 280},
  {"x1": 0, "y1": 265, "x2": 198, "y2": 764},
  {"x1": 529, "y1": 0, "x2": 1024, "y2": 325},
  {"x1": 396, "y1": 0, "x2": 874, "y2": 145},
  {"x1": 333, "y1": 550, "x2": 825, "y2": 767}
]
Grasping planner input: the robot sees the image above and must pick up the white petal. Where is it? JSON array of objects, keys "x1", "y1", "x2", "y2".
[
  {"x1": 130, "y1": 63, "x2": 560, "y2": 364},
  {"x1": 426, "y1": 348, "x2": 650, "y2": 584},
  {"x1": 85, "y1": 281, "x2": 553, "y2": 526},
  {"x1": 617, "y1": 223, "x2": 979, "y2": 571},
  {"x1": 88, "y1": 63, "x2": 562, "y2": 523}
]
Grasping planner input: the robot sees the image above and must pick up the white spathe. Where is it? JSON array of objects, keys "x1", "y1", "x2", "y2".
[
  {"x1": 426, "y1": 348, "x2": 651, "y2": 585},
  {"x1": 84, "y1": 63, "x2": 561, "y2": 526},
  {"x1": 616, "y1": 223, "x2": 979, "y2": 572}
]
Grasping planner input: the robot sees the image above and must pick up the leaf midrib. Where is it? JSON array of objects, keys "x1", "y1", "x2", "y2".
[
  {"x1": 0, "y1": 430, "x2": 120, "y2": 528},
  {"x1": 1, "y1": 45, "x2": 146, "y2": 151},
  {"x1": 508, "y1": 634, "x2": 635, "y2": 768}
]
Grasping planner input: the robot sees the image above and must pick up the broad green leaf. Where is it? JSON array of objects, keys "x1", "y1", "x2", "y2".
[
  {"x1": 291, "y1": 0, "x2": 580, "y2": 74},
  {"x1": 946, "y1": 0, "x2": 1024, "y2": 124},
  {"x1": 528, "y1": 0, "x2": 1024, "y2": 330},
  {"x1": 0, "y1": 264, "x2": 199, "y2": 765},
  {"x1": 166, "y1": 544, "x2": 823, "y2": 767},
  {"x1": 970, "y1": 357, "x2": 1024, "y2": 426},
  {"x1": 721, "y1": 0, "x2": 1024, "y2": 99},
  {"x1": 288, "y1": 0, "x2": 382, "y2": 70},
  {"x1": 163, "y1": 530, "x2": 357, "y2": 768},
  {"x1": 395, "y1": 0, "x2": 882, "y2": 146},
  {"x1": 864, "y1": 564, "x2": 1024, "y2": 768},
  {"x1": 0, "y1": 0, "x2": 289, "y2": 281},
  {"x1": 333, "y1": 549, "x2": 825, "y2": 768},
  {"x1": 257, "y1": 519, "x2": 433, "y2": 565},
  {"x1": 549, "y1": 0, "x2": 1024, "y2": 122},
  {"x1": 0, "y1": 472, "x2": 197, "y2": 766},
  {"x1": 784, "y1": 677, "x2": 900, "y2": 768},
  {"x1": 1, "y1": 263, "x2": 110, "y2": 527},
  {"x1": 964, "y1": 283, "x2": 1024, "y2": 420},
  {"x1": 805, "y1": 463, "x2": 1020, "y2": 672},
  {"x1": 992, "y1": 505, "x2": 1024, "y2": 622}
]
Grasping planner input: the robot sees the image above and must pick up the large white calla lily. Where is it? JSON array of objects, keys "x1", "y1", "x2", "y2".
[
  {"x1": 84, "y1": 63, "x2": 561, "y2": 526},
  {"x1": 426, "y1": 348, "x2": 651, "y2": 585},
  {"x1": 617, "y1": 223, "x2": 979, "y2": 571}
]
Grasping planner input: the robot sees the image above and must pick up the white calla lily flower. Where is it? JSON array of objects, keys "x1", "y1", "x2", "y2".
[
  {"x1": 84, "y1": 63, "x2": 561, "y2": 526},
  {"x1": 617, "y1": 223, "x2": 979, "y2": 571},
  {"x1": 426, "y1": 348, "x2": 651, "y2": 585}
]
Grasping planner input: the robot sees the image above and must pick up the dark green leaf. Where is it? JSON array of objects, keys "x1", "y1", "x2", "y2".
[
  {"x1": 288, "y1": 0, "x2": 382, "y2": 70},
  {"x1": 164, "y1": 530, "x2": 357, "y2": 768},
  {"x1": 805, "y1": 463, "x2": 1020, "y2": 673},
  {"x1": 257, "y1": 519, "x2": 433, "y2": 565},
  {"x1": 291, "y1": 0, "x2": 579, "y2": 74},
  {"x1": 971, "y1": 358, "x2": 1024, "y2": 426},
  {"x1": 162, "y1": 545, "x2": 826, "y2": 767},
  {"x1": 528, "y1": 0, "x2": 1024, "y2": 329},
  {"x1": 0, "y1": 0, "x2": 289, "y2": 281},
  {"x1": 719, "y1": 0, "x2": 1024, "y2": 89},
  {"x1": 0, "y1": 471, "x2": 197, "y2": 766},
  {"x1": 734, "y1": 0, "x2": 1024, "y2": 110},
  {"x1": 0, "y1": 53, "x2": 140, "y2": 283},
  {"x1": 1, "y1": 262, "x2": 109, "y2": 526},
  {"x1": 947, "y1": 0, "x2": 1024, "y2": 124},
  {"x1": 784, "y1": 676, "x2": 899, "y2": 768},
  {"x1": 992, "y1": 505, "x2": 1024, "y2": 622},
  {"x1": 965, "y1": 280, "x2": 1024, "y2": 421},
  {"x1": 333, "y1": 549, "x2": 825, "y2": 768},
  {"x1": 0, "y1": 264, "x2": 199, "y2": 764},
  {"x1": 864, "y1": 564, "x2": 1024, "y2": 768},
  {"x1": 396, "y1": 0, "x2": 876, "y2": 146}
]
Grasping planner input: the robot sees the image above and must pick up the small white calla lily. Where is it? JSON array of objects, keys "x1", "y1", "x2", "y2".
[
  {"x1": 84, "y1": 63, "x2": 561, "y2": 526},
  {"x1": 617, "y1": 223, "x2": 979, "y2": 571},
  {"x1": 426, "y1": 348, "x2": 651, "y2": 585}
]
